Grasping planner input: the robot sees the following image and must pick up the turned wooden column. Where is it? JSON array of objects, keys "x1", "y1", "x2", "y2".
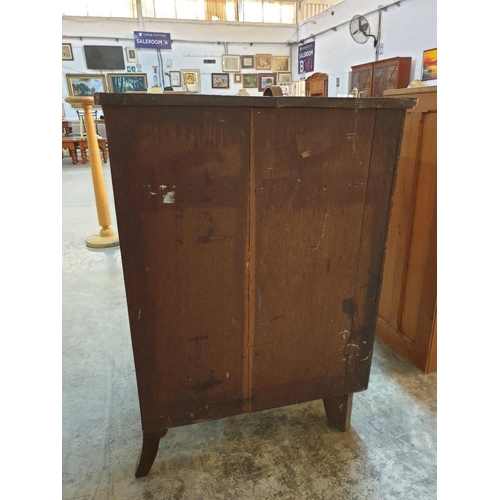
[{"x1": 65, "y1": 96, "x2": 119, "y2": 248}]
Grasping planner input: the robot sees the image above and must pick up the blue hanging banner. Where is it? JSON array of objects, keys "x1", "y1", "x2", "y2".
[
  {"x1": 298, "y1": 41, "x2": 315, "y2": 74},
  {"x1": 134, "y1": 31, "x2": 172, "y2": 49}
]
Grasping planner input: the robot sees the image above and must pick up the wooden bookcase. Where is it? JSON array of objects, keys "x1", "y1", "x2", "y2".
[
  {"x1": 97, "y1": 93, "x2": 416, "y2": 477},
  {"x1": 351, "y1": 57, "x2": 412, "y2": 97},
  {"x1": 376, "y1": 86, "x2": 437, "y2": 373}
]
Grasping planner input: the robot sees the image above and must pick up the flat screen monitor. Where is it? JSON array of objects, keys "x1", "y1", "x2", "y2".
[{"x1": 84, "y1": 45, "x2": 125, "y2": 70}]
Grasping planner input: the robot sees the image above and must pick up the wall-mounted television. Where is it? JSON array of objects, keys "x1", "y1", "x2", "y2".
[{"x1": 84, "y1": 45, "x2": 125, "y2": 70}]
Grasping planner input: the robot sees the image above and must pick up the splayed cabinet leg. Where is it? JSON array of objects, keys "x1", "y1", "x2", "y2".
[
  {"x1": 323, "y1": 394, "x2": 353, "y2": 431},
  {"x1": 135, "y1": 429, "x2": 168, "y2": 478}
]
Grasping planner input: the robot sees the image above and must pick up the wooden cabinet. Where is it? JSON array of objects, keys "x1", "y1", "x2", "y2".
[
  {"x1": 376, "y1": 86, "x2": 437, "y2": 373},
  {"x1": 97, "y1": 93, "x2": 416, "y2": 476},
  {"x1": 351, "y1": 57, "x2": 411, "y2": 97},
  {"x1": 305, "y1": 72, "x2": 329, "y2": 96}
]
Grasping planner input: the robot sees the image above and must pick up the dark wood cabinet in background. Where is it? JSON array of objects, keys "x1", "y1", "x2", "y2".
[
  {"x1": 351, "y1": 57, "x2": 411, "y2": 97},
  {"x1": 97, "y1": 93, "x2": 416, "y2": 477}
]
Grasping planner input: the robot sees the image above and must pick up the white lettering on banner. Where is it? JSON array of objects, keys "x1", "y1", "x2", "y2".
[
  {"x1": 299, "y1": 51, "x2": 314, "y2": 58},
  {"x1": 137, "y1": 38, "x2": 167, "y2": 45}
]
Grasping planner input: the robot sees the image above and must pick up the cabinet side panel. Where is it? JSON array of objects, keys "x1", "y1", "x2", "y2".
[
  {"x1": 250, "y1": 107, "x2": 376, "y2": 411},
  {"x1": 103, "y1": 105, "x2": 250, "y2": 431}
]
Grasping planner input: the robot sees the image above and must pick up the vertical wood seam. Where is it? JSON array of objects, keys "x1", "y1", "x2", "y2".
[{"x1": 246, "y1": 109, "x2": 257, "y2": 412}]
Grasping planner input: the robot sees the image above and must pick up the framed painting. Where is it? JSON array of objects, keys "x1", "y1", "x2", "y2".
[
  {"x1": 273, "y1": 56, "x2": 291, "y2": 73},
  {"x1": 242, "y1": 74, "x2": 258, "y2": 89},
  {"x1": 107, "y1": 73, "x2": 148, "y2": 93},
  {"x1": 212, "y1": 73, "x2": 229, "y2": 89},
  {"x1": 126, "y1": 66, "x2": 137, "y2": 73},
  {"x1": 66, "y1": 74, "x2": 107, "y2": 96},
  {"x1": 169, "y1": 71, "x2": 181, "y2": 87},
  {"x1": 62, "y1": 43, "x2": 73, "y2": 61},
  {"x1": 222, "y1": 55, "x2": 241, "y2": 72},
  {"x1": 125, "y1": 47, "x2": 138, "y2": 63},
  {"x1": 278, "y1": 73, "x2": 292, "y2": 83},
  {"x1": 255, "y1": 54, "x2": 272, "y2": 70},
  {"x1": 181, "y1": 69, "x2": 201, "y2": 93},
  {"x1": 421, "y1": 48, "x2": 437, "y2": 81},
  {"x1": 241, "y1": 55, "x2": 254, "y2": 69},
  {"x1": 234, "y1": 73, "x2": 242, "y2": 84},
  {"x1": 258, "y1": 73, "x2": 276, "y2": 92}
]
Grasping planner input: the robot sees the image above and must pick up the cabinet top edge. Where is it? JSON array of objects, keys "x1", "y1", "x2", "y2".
[{"x1": 95, "y1": 93, "x2": 417, "y2": 110}]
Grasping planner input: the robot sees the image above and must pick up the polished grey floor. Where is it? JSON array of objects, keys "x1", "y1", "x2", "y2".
[{"x1": 62, "y1": 157, "x2": 437, "y2": 500}]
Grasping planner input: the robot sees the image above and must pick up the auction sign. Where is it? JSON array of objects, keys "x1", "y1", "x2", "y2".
[
  {"x1": 134, "y1": 31, "x2": 171, "y2": 49},
  {"x1": 298, "y1": 41, "x2": 315, "y2": 74}
]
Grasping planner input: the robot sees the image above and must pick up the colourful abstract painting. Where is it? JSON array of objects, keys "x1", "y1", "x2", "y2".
[{"x1": 422, "y1": 48, "x2": 437, "y2": 81}]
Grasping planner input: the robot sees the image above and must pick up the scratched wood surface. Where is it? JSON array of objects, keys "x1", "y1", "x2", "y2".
[
  {"x1": 249, "y1": 107, "x2": 405, "y2": 411},
  {"x1": 99, "y1": 94, "x2": 414, "y2": 433},
  {"x1": 104, "y1": 105, "x2": 250, "y2": 431}
]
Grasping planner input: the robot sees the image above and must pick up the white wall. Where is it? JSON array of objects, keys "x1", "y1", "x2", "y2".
[
  {"x1": 62, "y1": 17, "x2": 296, "y2": 118},
  {"x1": 291, "y1": 0, "x2": 437, "y2": 95}
]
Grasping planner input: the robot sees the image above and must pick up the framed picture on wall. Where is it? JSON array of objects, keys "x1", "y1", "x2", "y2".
[
  {"x1": 278, "y1": 73, "x2": 292, "y2": 83},
  {"x1": 66, "y1": 74, "x2": 107, "y2": 96},
  {"x1": 234, "y1": 73, "x2": 242, "y2": 84},
  {"x1": 169, "y1": 71, "x2": 181, "y2": 87},
  {"x1": 62, "y1": 43, "x2": 74, "y2": 61},
  {"x1": 107, "y1": 73, "x2": 148, "y2": 93},
  {"x1": 241, "y1": 55, "x2": 254, "y2": 69},
  {"x1": 258, "y1": 73, "x2": 276, "y2": 92},
  {"x1": 421, "y1": 48, "x2": 437, "y2": 81},
  {"x1": 255, "y1": 54, "x2": 272, "y2": 70},
  {"x1": 181, "y1": 69, "x2": 201, "y2": 93},
  {"x1": 212, "y1": 73, "x2": 229, "y2": 89},
  {"x1": 242, "y1": 74, "x2": 258, "y2": 89},
  {"x1": 125, "y1": 47, "x2": 138, "y2": 63},
  {"x1": 222, "y1": 55, "x2": 241, "y2": 72},
  {"x1": 273, "y1": 56, "x2": 291, "y2": 73}
]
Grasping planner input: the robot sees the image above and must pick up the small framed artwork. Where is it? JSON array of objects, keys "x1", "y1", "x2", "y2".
[
  {"x1": 255, "y1": 54, "x2": 272, "y2": 70},
  {"x1": 181, "y1": 69, "x2": 201, "y2": 93},
  {"x1": 126, "y1": 65, "x2": 137, "y2": 73},
  {"x1": 241, "y1": 55, "x2": 254, "y2": 69},
  {"x1": 169, "y1": 71, "x2": 181, "y2": 87},
  {"x1": 278, "y1": 73, "x2": 292, "y2": 83},
  {"x1": 62, "y1": 43, "x2": 73, "y2": 61},
  {"x1": 66, "y1": 74, "x2": 107, "y2": 96},
  {"x1": 273, "y1": 56, "x2": 291, "y2": 73},
  {"x1": 234, "y1": 73, "x2": 242, "y2": 84},
  {"x1": 258, "y1": 73, "x2": 276, "y2": 92},
  {"x1": 125, "y1": 47, "x2": 138, "y2": 63},
  {"x1": 243, "y1": 74, "x2": 258, "y2": 89},
  {"x1": 421, "y1": 48, "x2": 437, "y2": 81},
  {"x1": 222, "y1": 54, "x2": 241, "y2": 72},
  {"x1": 212, "y1": 73, "x2": 229, "y2": 89},
  {"x1": 107, "y1": 73, "x2": 148, "y2": 93}
]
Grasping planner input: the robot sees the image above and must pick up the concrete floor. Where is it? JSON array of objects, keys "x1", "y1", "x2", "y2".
[{"x1": 62, "y1": 157, "x2": 437, "y2": 500}]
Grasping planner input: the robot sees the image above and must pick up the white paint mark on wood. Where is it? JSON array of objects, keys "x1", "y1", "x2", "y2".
[
  {"x1": 313, "y1": 209, "x2": 329, "y2": 251},
  {"x1": 163, "y1": 188, "x2": 176, "y2": 204},
  {"x1": 347, "y1": 343, "x2": 360, "y2": 350},
  {"x1": 339, "y1": 329, "x2": 350, "y2": 339},
  {"x1": 226, "y1": 372, "x2": 230, "y2": 378},
  {"x1": 138, "y1": 309, "x2": 141, "y2": 320},
  {"x1": 159, "y1": 185, "x2": 167, "y2": 190},
  {"x1": 300, "y1": 150, "x2": 311, "y2": 158}
]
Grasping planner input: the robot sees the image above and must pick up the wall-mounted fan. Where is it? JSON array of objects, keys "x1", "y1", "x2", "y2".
[{"x1": 349, "y1": 15, "x2": 378, "y2": 48}]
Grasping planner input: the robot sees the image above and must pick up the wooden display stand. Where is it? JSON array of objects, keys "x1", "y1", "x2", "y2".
[
  {"x1": 351, "y1": 57, "x2": 411, "y2": 97},
  {"x1": 377, "y1": 86, "x2": 437, "y2": 373},
  {"x1": 305, "y1": 72, "x2": 329, "y2": 97},
  {"x1": 97, "y1": 93, "x2": 416, "y2": 477}
]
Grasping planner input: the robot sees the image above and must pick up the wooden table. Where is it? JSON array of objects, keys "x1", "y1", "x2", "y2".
[
  {"x1": 97, "y1": 92, "x2": 416, "y2": 477},
  {"x1": 62, "y1": 120, "x2": 73, "y2": 136},
  {"x1": 62, "y1": 135, "x2": 108, "y2": 164}
]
